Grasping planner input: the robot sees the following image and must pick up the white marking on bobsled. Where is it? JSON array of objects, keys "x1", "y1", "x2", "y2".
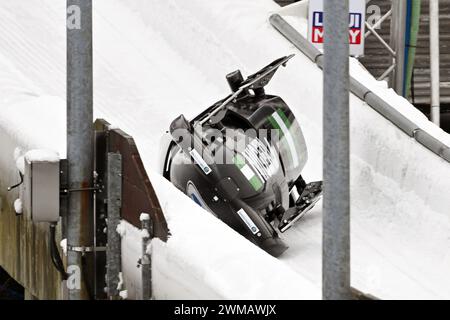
[
  {"x1": 237, "y1": 208, "x2": 260, "y2": 235},
  {"x1": 189, "y1": 149, "x2": 212, "y2": 175}
]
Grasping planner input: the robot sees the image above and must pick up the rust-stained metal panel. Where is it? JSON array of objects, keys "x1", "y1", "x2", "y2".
[
  {"x1": 107, "y1": 128, "x2": 169, "y2": 241},
  {"x1": 93, "y1": 119, "x2": 169, "y2": 298}
]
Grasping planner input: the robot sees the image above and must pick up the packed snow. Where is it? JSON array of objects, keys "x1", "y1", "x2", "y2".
[
  {"x1": 116, "y1": 219, "x2": 144, "y2": 300},
  {"x1": 149, "y1": 172, "x2": 320, "y2": 299},
  {"x1": 60, "y1": 239, "x2": 68, "y2": 256},
  {"x1": 0, "y1": 0, "x2": 449, "y2": 299},
  {"x1": 140, "y1": 229, "x2": 150, "y2": 239},
  {"x1": 116, "y1": 221, "x2": 128, "y2": 238},
  {"x1": 13, "y1": 198, "x2": 22, "y2": 215},
  {"x1": 119, "y1": 290, "x2": 128, "y2": 300},
  {"x1": 25, "y1": 149, "x2": 60, "y2": 163},
  {"x1": 117, "y1": 272, "x2": 124, "y2": 291}
]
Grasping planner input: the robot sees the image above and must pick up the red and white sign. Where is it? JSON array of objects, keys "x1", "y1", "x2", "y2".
[{"x1": 308, "y1": 0, "x2": 366, "y2": 57}]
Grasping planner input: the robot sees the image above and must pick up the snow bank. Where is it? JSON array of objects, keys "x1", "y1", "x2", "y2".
[
  {"x1": 178, "y1": 0, "x2": 450, "y2": 299},
  {"x1": 60, "y1": 239, "x2": 67, "y2": 256},
  {"x1": 14, "y1": 198, "x2": 22, "y2": 215},
  {"x1": 117, "y1": 220, "x2": 143, "y2": 300},
  {"x1": 148, "y1": 172, "x2": 319, "y2": 300},
  {"x1": 116, "y1": 177, "x2": 320, "y2": 300},
  {"x1": 272, "y1": 2, "x2": 450, "y2": 298},
  {"x1": 24, "y1": 149, "x2": 60, "y2": 163},
  {"x1": 0, "y1": 96, "x2": 66, "y2": 157}
]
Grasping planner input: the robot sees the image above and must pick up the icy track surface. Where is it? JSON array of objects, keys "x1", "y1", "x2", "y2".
[{"x1": 0, "y1": 0, "x2": 450, "y2": 299}]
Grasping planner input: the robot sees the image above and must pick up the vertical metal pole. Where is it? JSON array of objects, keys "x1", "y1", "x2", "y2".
[
  {"x1": 67, "y1": 0, "x2": 93, "y2": 300},
  {"x1": 430, "y1": 0, "x2": 440, "y2": 126},
  {"x1": 141, "y1": 214, "x2": 152, "y2": 300},
  {"x1": 323, "y1": 0, "x2": 351, "y2": 300},
  {"x1": 106, "y1": 153, "x2": 122, "y2": 299},
  {"x1": 390, "y1": 0, "x2": 408, "y2": 95}
]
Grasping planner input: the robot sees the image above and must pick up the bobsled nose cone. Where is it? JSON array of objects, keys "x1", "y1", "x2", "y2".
[{"x1": 260, "y1": 237, "x2": 289, "y2": 257}]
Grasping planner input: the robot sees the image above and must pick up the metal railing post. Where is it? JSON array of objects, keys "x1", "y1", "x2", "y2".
[
  {"x1": 66, "y1": 0, "x2": 94, "y2": 300},
  {"x1": 323, "y1": 0, "x2": 351, "y2": 300},
  {"x1": 141, "y1": 214, "x2": 152, "y2": 300},
  {"x1": 106, "y1": 153, "x2": 122, "y2": 299},
  {"x1": 390, "y1": 0, "x2": 408, "y2": 95},
  {"x1": 430, "y1": 0, "x2": 441, "y2": 126}
]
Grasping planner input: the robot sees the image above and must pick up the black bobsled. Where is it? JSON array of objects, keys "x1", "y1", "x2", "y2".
[{"x1": 161, "y1": 55, "x2": 322, "y2": 257}]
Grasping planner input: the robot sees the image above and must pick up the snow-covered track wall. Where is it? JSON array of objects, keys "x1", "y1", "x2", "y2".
[
  {"x1": 270, "y1": 13, "x2": 450, "y2": 163},
  {"x1": 272, "y1": 2, "x2": 450, "y2": 299},
  {"x1": 0, "y1": 109, "x2": 319, "y2": 300},
  {"x1": 0, "y1": 0, "x2": 450, "y2": 300}
]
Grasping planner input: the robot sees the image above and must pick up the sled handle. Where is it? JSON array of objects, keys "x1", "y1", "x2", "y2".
[{"x1": 196, "y1": 55, "x2": 294, "y2": 128}]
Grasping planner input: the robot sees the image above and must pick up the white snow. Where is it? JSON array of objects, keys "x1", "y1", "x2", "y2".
[
  {"x1": 60, "y1": 238, "x2": 68, "y2": 256},
  {"x1": 117, "y1": 220, "x2": 143, "y2": 300},
  {"x1": 149, "y1": 171, "x2": 320, "y2": 300},
  {"x1": 14, "y1": 148, "x2": 25, "y2": 174},
  {"x1": 0, "y1": 96, "x2": 66, "y2": 158},
  {"x1": 25, "y1": 149, "x2": 60, "y2": 163},
  {"x1": 0, "y1": 0, "x2": 449, "y2": 300},
  {"x1": 140, "y1": 229, "x2": 150, "y2": 239},
  {"x1": 119, "y1": 290, "x2": 128, "y2": 300},
  {"x1": 107, "y1": 124, "x2": 119, "y2": 130},
  {"x1": 139, "y1": 213, "x2": 150, "y2": 221},
  {"x1": 15, "y1": 156, "x2": 25, "y2": 174},
  {"x1": 117, "y1": 272, "x2": 124, "y2": 291},
  {"x1": 116, "y1": 221, "x2": 127, "y2": 237},
  {"x1": 146, "y1": 242, "x2": 153, "y2": 255},
  {"x1": 13, "y1": 147, "x2": 22, "y2": 162},
  {"x1": 13, "y1": 198, "x2": 22, "y2": 214}
]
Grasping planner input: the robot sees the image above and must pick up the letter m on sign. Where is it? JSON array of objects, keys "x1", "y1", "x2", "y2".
[{"x1": 311, "y1": 11, "x2": 324, "y2": 43}]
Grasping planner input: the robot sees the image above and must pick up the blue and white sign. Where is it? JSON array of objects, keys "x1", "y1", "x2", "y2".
[{"x1": 308, "y1": 0, "x2": 366, "y2": 57}]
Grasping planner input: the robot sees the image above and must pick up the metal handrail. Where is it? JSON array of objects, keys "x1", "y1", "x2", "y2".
[{"x1": 269, "y1": 13, "x2": 450, "y2": 163}]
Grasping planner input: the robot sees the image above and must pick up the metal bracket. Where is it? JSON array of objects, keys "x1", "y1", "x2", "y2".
[
  {"x1": 60, "y1": 185, "x2": 101, "y2": 195},
  {"x1": 67, "y1": 245, "x2": 106, "y2": 253},
  {"x1": 59, "y1": 159, "x2": 102, "y2": 195}
]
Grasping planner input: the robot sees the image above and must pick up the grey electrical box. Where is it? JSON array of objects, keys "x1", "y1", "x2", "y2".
[{"x1": 23, "y1": 154, "x2": 60, "y2": 222}]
